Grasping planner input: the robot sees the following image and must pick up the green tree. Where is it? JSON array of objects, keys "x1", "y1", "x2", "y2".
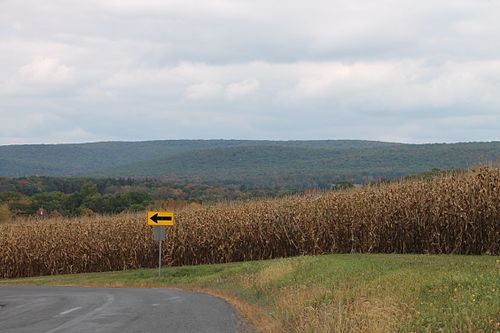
[
  {"x1": 62, "y1": 192, "x2": 84, "y2": 216},
  {"x1": 0, "y1": 192, "x2": 23, "y2": 204},
  {"x1": 30, "y1": 192, "x2": 66, "y2": 213},
  {"x1": 8, "y1": 198, "x2": 34, "y2": 215},
  {"x1": 80, "y1": 183, "x2": 99, "y2": 198},
  {"x1": 62, "y1": 183, "x2": 100, "y2": 216}
]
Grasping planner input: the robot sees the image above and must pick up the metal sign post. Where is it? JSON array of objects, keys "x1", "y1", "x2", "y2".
[
  {"x1": 153, "y1": 225, "x2": 166, "y2": 276},
  {"x1": 148, "y1": 212, "x2": 175, "y2": 277},
  {"x1": 158, "y1": 238, "x2": 162, "y2": 277}
]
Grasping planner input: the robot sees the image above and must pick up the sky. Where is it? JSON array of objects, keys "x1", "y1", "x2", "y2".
[{"x1": 0, "y1": 0, "x2": 499, "y2": 145}]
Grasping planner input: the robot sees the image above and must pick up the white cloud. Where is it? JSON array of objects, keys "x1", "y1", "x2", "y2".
[
  {"x1": 0, "y1": 112, "x2": 58, "y2": 135},
  {"x1": 0, "y1": 57, "x2": 76, "y2": 96},
  {"x1": 18, "y1": 57, "x2": 74, "y2": 84},
  {"x1": 226, "y1": 78, "x2": 259, "y2": 98},
  {"x1": 0, "y1": 0, "x2": 499, "y2": 144},
  {"x1": 185, "y1": 82, "x2": 223, "y2": 99},
  {"x1": 277, "y1": 60, "x2": 500, "y2": 112}
]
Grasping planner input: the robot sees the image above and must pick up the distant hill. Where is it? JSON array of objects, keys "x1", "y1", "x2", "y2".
[
  {"x1": 0, "y1": 140, "x2": 396, "y2": 177},
  {"x1": 0, "y1": 140, "x2": 498, "y2": 186},
  {"x1": 89, "y1": 142, "x2": 500, "y2": 186}
]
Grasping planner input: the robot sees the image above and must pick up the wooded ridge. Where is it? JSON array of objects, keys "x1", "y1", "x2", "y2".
[{"x1": 1, "y1": 140, "x2": 498, "y2": 186}]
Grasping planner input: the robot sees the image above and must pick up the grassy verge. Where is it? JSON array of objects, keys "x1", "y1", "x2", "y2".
[{"x1": 2, "y1": 254, "x2": 499, "y2": 332}]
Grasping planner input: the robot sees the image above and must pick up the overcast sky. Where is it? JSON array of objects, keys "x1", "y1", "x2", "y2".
[{"x1": 1, "y1": 0, "x2": 499, "y2": 145}]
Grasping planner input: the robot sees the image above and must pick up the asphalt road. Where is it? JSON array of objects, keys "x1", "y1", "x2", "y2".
[{"x1": 0, "y1": 285, "x2": 248, "y2": 333}]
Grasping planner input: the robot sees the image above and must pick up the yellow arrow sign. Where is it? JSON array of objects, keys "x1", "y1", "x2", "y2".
[{"x1": 147, "y1": 211, "x2": 175, "y2": 226}]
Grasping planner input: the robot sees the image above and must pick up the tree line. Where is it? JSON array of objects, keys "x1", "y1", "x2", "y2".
[
  {"x1": 0, "y1": 183, "x2": 153, "y2": 219},
  {"x1": 0, "y1": 176, "x2": 307, "y2": 221}
]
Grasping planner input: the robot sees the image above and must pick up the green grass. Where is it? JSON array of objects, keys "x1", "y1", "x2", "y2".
[{"x1": 2, "y1": 254, "x2": 499, "y2": 332}]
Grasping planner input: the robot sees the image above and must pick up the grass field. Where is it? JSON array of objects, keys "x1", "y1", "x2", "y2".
[{"x1": 3, "y1": 254, "x2": 499, "y2": 333}]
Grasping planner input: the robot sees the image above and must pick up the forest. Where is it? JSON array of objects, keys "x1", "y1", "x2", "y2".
[
  {"x1": 0, "y1": 176, "x2": 299, "y2": 219},
  {"x1": 1, "y1": 141, "x2": 498, "y2": 188}
]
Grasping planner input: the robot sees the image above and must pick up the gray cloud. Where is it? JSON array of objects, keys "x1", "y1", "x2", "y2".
[{"x1": 0, "y1": 0, "x2": 499, "y2": 144}]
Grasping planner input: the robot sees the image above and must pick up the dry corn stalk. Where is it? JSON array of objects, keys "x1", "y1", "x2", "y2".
[{"x1": 1, "y1": 167, "x2": 498, "y2": 278}]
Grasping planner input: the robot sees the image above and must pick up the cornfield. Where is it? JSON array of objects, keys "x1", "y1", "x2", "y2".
[{"x1": 1, "y1": 167, "x2": 498, "y2": 278}]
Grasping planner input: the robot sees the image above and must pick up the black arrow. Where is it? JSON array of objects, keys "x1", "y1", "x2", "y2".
[{"x1": 150, "y1": 213, "x2": 173, "y2": 224}]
